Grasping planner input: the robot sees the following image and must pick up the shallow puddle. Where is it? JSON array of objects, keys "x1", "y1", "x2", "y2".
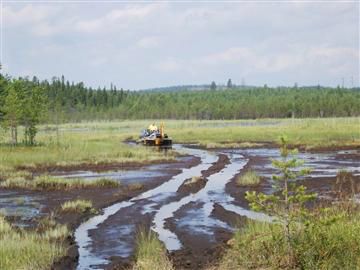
[
  {"x1": 228, "y1": 148, "x2": 360, "y2": 179},
  {"x1": 0, "y1": 191, "x2": 44, "y2": 227}
]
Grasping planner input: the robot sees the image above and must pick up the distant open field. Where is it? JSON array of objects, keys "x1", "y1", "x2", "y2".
[{"x1": 1, "y1": 117, "x2": 359, "y2": 171}]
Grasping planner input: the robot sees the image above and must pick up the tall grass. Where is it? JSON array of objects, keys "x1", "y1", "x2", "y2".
[
  {"x1": 236, "y1": 170, "x2": 261, "y2": 186},
  {"x1": 0, "y1": 129, "x2": 174, "y2": 171},
  {"x1": 217, "y1": 204, "x2": 360, "y2": 270},
  {"x1": 133, "y1": 229, "x2": 174, "y2": 270},
  {"x1": 60, "y1": 199, "x2": 95, "y2": 213},
  {"x1": 0, "y1": 215, "x2": 67, "y2": 270},
  {"x1": 0, "y1": 118, "x2": 358, "y2": 173},
  {"x1": 0, "y1": 175, "x2": 120, "y2": 190},
  {"x1": 169, "y1": 118, "x2": 360, "y2": 147}
]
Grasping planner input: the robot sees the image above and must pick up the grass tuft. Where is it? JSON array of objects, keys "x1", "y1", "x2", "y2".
[
  {"x1": 133, "y1": 229, "x2": 174, "y2": 270},
  {"x1": 93, "y1": 178, "x2": 121, "y2": 188},
  {"x1": 236, "y1": 170, "x2": 261, "y2": 186},
  {"x1": 0, "y1": 215, "x2": 67, "y2": 270},
  {"x1": 0, "y1": 175, "x2": 120, "y2": 190},
  {"x1": 60, "y1": 199, "x2": 95, "y2": 213}
]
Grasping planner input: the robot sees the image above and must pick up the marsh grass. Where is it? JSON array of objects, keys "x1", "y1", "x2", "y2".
[
  {"x1": 0, "y1": 129, "x2": 174, "y2": 171},
  {"x1": 0, "y1": 166, "x2": 32, "y2": 181},
  {"x1": 217, "y1": 204, "x2": 360, "y2": 270},
  {"x1": 0, "y1": 118, "x2": 358, "y2": 174},
  {"x1": 133, "y1": 229, "x2": 174, "y2": 270},
  {"x1": 0, "y1": 215, "x2": 67, "y2": 270},
  {"x1": 165, "y1": 118, "x2": 360, "y2": 147},
  {"x1": 0, "y1": 175, "x2": 120, "y2": 190},
  {"x1": 236, "y1": 170, "x2": 261, "y2": 186},
  {"x1": 60, "y1": 199, "x2": 95, "y2": 213}
]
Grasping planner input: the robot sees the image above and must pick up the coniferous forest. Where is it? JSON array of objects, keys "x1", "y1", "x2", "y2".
[{"x1": 0, "y1": 74, "x2": 359, "y2": 125}]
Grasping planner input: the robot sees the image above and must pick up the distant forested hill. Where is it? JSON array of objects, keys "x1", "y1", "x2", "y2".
[{"x1": 1, "y1": 75, "x2": 359, "y2": 122}]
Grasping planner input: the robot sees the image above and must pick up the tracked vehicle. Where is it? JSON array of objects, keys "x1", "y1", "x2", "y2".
[{"x1": 137, "y1": 122, "x2": 172, "y2": 146}]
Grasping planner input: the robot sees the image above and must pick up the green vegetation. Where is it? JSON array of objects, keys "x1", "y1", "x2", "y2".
[
  {"x1": 60, "y1": 199, "x2": 95, "y2": 213},
  {"x1": 0, "y1": 77, "x2": 47, "y2": 145},
  {"x1": 0, "y1": 215, "x2": 68, "y2": 270},
  {"x1": 216, "y1": 139, "x2": 360, "y2": 270},
  {"x1": 246, "y1": 136, "x2": 317, "y2": 255},
  {"x1": 133, "y1": 230, "x2": 174, "y2": 270},
  {"x1": 167, "y1": 118, "x2": 360, "y2": 148},
  {"x1": 0, "y1": 129, "x2": 174, "y2": 173},
  {"x1": 0, "y1": 175, "x2": 120, "y2": 190},
  {"x1": 0, "y1": 118, "x2": 356, "y2": 180},
  {"x1": 0, "y1": 135, "x2": 171, "y2": 169},
  {"x1": 236, "y1": 170, "x2": 261, "y2": 186},
  {"x1": 218, "y1": 204, "x2": 360, "y2": 270},
  {"x1": 1, "y1": 75, "x2": 359, "y2": 124}
]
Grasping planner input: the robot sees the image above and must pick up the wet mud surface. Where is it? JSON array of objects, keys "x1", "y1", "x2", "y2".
[
  {"x1": 0, "y1": 154, "x2": 200, "y2": 270},
  {"x1": 2, "y1": 144, "x2": 360, "y2": 270}
]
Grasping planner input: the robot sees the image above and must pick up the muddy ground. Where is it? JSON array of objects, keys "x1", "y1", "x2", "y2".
[
  {"x1": 162, "y1": 147, "x2": 360, "y2": 270},
  {"x1": 2, "y1": 145, "x2": 360, "y2": 270},
  {"x1": 0, "y1": 155, "x2": 200, "y2": 270},
  {"x1": 97, "y1": 152, "x2": 231, "y2": 270}
]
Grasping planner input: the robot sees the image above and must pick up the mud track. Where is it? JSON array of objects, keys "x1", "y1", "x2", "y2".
[{"x1": 3, "y1": 144, "x2": 359, "y2": 270}]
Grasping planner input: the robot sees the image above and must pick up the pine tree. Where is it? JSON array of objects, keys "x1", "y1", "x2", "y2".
[
  {"x1": 227, "y1": 78, "x2": 233, "y2": 89},
  {"x1": 246, "y1": 136, "x2": 317, "y2": 262}
]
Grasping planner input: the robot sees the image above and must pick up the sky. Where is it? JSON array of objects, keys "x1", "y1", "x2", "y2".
[{"x1": 1, "y1": 1, "x2": 359, "y2": 90}]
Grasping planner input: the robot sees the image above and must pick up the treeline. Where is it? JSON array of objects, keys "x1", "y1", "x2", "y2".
[
  {"x1": 1, "y1": 74, "x2": 360, "y2": 126},
  {"x1": 120, "y1": 87, "x2": 360, "y2": 119}
]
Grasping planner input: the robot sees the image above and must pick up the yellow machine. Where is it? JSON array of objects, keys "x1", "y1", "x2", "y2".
[{"x1": 138, "y1": 122, "x2": 172, "y2": 146}]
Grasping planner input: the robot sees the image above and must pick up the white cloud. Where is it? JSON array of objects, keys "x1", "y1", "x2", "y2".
[
  {"x1": 155, "y1": 58, "x2": 183, "y2": 72},
  {"x1": 74, "y1": 4, "x2": 164, "y2": 34},
  {"x1": 137, "y1": 36, "x2": 161, "y2": 49},
  {"x1": 2, "y1": 2, "x2": 359, "y2": 88},
  {"x1": 3, "y1": 4, "x2": 56, "y2": 26}
]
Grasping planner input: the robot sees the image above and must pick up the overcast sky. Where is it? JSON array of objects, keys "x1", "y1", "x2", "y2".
[{"x1": 1, "y1": 1, "x2": 359, "y2": 89}]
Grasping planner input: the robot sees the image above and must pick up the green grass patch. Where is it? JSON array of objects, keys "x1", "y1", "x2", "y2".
[
  {"x1": 236, "y1": 170, "x2": 261, "y2": 186},
  {"x1": 0, "y1": 215, "x2": 68, "y2": 270},
  {"x1": 0, "y1": 175, "x2": 120, "y2": 190},
  {"x1": 133, "y1": 229, "x2": 174, "y2": 270},
  {"x1": 218, "y1": 204, "x2": 360, "y2": 270},
  {"x1": 0, "y1": 127, "x2": 175, "y2": 171},
  {"x1": 60, "y1": 199, "x2": 95, "y2": 213}
]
